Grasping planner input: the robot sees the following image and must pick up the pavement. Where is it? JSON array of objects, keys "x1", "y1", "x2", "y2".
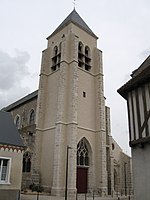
[
  {"x1": 21, "y1": 194, "x2": 134, "y2": 200},
  {"x1": 21, "y1": 194, "x2": 64, "y2": 200}
]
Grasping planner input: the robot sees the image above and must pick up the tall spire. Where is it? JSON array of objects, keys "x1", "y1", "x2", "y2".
[{"x1": 47, "y1": 9, "x2": 98, "y2": 39}]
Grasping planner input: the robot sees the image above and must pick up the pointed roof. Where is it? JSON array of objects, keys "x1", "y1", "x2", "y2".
[
  {"x1": 0, "y1": 111, "x2": 25, "y2": 147},
  {"x1": 47, "y1": 9, "x2": 98, "y2": 39}
]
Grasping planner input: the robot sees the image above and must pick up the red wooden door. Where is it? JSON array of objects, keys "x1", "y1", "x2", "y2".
[{"x1": 77, "y1": 167, "x2": 88, "y2": 193}]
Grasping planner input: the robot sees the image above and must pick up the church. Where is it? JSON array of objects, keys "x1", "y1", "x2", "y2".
[{"x1": 3, "y1": 9, "x2": 132, "y2": 198}]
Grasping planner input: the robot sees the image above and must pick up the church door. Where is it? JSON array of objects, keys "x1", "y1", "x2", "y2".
[
  {"x1": 77, "y1": 167, "x2": 88, "y2": 193},
  {"x1": 77, "y1": 138, "x2": 89, "y2": 193}
]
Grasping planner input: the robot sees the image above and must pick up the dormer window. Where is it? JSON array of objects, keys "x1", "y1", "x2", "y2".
[
  {"x1": 78, "y1": 42, "x2": 91, "y2": 71},
  {"x1": 51, "y1": 44, "x2": 61, "y2": 72}
]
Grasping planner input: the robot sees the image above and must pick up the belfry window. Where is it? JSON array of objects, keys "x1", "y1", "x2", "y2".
[
  {"x1": 51, "y1": 44, "x2": 61, "y2": 71},
  {"x1": 78, "y1": 42, "x2": 83, "y2": 52},
  {"x1": 78, "y1": 42, "x2": 84, "y2": 68},
  {"x1": 85, "y1": 46, "x2": 91, "y2": 71},
  {"x1": 23, "y1": 152, "x2": 31, "y2": 173},
  {"x1": 77, "y1": 138, "x2": 89, "y2": 166},
  {"x1": 78, "y1": 42, "x2": 91, "y2": 71}
]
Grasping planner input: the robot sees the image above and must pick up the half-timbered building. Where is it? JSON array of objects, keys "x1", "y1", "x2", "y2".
[{"x1": 118, "y1": 55, "x2": 150, "y2": 200}]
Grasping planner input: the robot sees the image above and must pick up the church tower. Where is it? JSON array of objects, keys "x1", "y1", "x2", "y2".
[{"x1": 35, "y1": 9, "x2": 108, "y2": 198}]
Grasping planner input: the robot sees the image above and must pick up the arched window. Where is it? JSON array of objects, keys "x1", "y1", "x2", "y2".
[
  {"x1": 23, "y1": 152, "x2": 31, "y2": 173},
  {"x1": 15, "y1": 115, "x2": 21, "y2": 129},
  {"x1": 78, "y1": 42, "x2": 83, "y2": 52},
  {"x1": 59, "y1": 42, "x2": 62, "y2": 53},
  {"x1": 85, "y1": 46, "x2": 91, "y2": 71},
  {"x1": 85, "y1": 46, "x2": 89, "y2": 57},
  {"x1": 54, "y1": 46, "x2": 58, "y2": 56},
  {"x1": 51, "y1": 44, "x2": 61, "y2": 71},
  {"x1": 78, "y1": 42, "x2": 84, "y2": 68},
  {"x1": 77, "y1": 138, "x2": 89, "y2": 166},
  {"x1": 29, "y1": 109, "x2": 35, "y2": 125},
  {"x1": 114, "y1": 169, "x2": 118, "y2": 191},
  {"x1": 78, "y1": 42, "x2": 91, "y2": 71}
]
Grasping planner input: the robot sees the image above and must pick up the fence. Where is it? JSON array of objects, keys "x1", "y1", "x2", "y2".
[{"x1": 76, "y1": 192, "x2": 134, "y2": 200}]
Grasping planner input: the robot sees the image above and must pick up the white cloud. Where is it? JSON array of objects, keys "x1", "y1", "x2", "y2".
[{"x1": 0, "y1": 50, "x2": 31, "y2": 109}]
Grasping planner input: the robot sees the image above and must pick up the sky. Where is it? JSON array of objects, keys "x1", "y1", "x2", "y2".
[{"x1": 0, "y1": 0, "x2": 150, "y2": 155}]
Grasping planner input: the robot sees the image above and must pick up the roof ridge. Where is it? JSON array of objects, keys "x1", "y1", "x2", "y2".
[{"x1": 2, "y1": 90, "x2": 38, "y2": 112}]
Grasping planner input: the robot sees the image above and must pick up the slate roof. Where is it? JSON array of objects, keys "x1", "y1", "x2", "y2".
[
  {"x1": 47, "y1": 9, "x2": 98, "y2": 39},
  {"x1": 2, "y1": 90, "x2": 38, "y2": 112},
  {"x1": 118, "y1": 55, "x2": 150, "y2": 99},
  {"x1": 0, "y1": 111, "x2": 25, "y2": 147}
]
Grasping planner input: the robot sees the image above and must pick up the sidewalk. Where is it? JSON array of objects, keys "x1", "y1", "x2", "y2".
[
  {"x1": 21, "y1": 194, "x2": 64, "y2": 200},
  {"x1": 21, "y1": 194, "x2": 134, "y2": 200}
]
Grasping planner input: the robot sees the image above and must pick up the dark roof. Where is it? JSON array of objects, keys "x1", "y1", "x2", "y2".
[
  {"x1": 2, "y1": 90, "x2": 38, "y2": 112},
  {"x1": 47, "y1": 9, "x2": 98, "y2": 39},
  {"x1": 0, "y1": 111, "x2": 25, "y2": 147},
  {"x1": 131, "y1": 55, "x2": 150, "y2": 77},
  {"x1": 118, "y1": 55, "x2": 150, "y2": 99}
]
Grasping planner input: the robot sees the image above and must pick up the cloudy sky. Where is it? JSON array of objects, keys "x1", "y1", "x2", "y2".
[{"x1": 0, "y1": 0, "x2": 150, "y2": 155}]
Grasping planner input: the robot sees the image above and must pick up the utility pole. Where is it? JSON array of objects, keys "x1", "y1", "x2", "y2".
[
  {"x1": 124, "y1": 162, "x2": 127, "y2": 196},
  {"x1": 65, "y1": 146, "x2": 72, "y2": 200}
]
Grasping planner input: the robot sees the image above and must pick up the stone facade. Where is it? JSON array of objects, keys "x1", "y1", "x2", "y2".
[
  {"x1": 111, "y1": 139, "x2": 133, "y2": 196},
  {"x1": 3, "y1": 9, "x2": 133, "y2": 199}
]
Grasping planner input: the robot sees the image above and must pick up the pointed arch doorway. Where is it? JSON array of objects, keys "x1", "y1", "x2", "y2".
[{"x1": 76, "y1": 138, "x2": 90, "y2": 193}]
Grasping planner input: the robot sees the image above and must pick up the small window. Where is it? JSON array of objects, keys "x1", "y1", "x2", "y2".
[
  {"x1": 0, "y1": 158, "x2": 11, "y2": 183},
  {"x1": 83, "y1": 92, "x2": 86, "y2": 98},
  {"x1": 112, "y1": 143, "x2": 115, "y2": 150},
  {"x1": 15, "y1": 115, "x2": 21, "y2": 129}
]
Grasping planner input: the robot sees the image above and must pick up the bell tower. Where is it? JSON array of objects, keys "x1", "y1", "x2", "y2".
[{"x1": 35, "y1": 9, "x2": 108, "y2": 198}]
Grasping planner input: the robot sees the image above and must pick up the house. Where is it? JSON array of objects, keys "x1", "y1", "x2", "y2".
[
  {"x1": 118, "y1": 55, "x2": 150, "y2": 200},
  {"x1": 0, "y1": 111, "x2": 25, "y2": 200}
]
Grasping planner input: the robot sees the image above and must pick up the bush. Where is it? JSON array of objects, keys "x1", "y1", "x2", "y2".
[{"x1": 29, "y1": 183, "x2": 44, "y2": 193}]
